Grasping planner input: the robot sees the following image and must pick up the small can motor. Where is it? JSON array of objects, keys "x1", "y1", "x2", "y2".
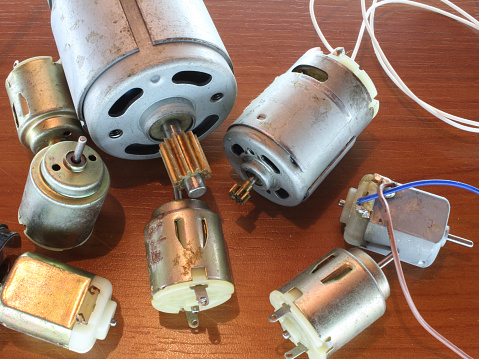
[
  {"x1": 18, "y1": 138, "x2": 110, "y2": 250},
  {"x1": 48, "y1": 0, "x2": 237, "y2": 160},
  {"x1": 225, "y1": 47, "x2": 378, "y2": 206},
  {"x1": 339, "y1": 174, "x2": 473, "y2": 267},
  {"x1": 269, "y1": 248, "x2": 389, "y2": 359},
  {"x1": 144, "y1": 199, "x2": 234, "y2": 328},
  {"x1": 5, "y1": 56, "x2": 84, "y2": 153},
  {"x1": 0, "y1": 252, "x2": 117, "y2": 353}
]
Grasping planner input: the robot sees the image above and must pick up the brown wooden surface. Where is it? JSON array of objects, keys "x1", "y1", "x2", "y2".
[{"x1": 0, "y1": 1, "x2": 478, "y2": 358}]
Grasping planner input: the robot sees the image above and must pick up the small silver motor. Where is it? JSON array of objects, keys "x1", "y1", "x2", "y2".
[
  {"x1": 144, "y1": 199, "x2": 234, "y2": 328},
  {"x1": 224, "y1": 47, "x2": 378, "y2": 206},
  {"x1": 269, "y1": 248, "x2": 389, "y2": 359},
  {"x1": 19, "y1": 138, "x2": 110, "y2": 250},
  {"x1": 48, "y1": 0, "x2": 237, "y2": 160},
  {"x1": 339, "y1": 174, "x2": 474, "y2": 267}
]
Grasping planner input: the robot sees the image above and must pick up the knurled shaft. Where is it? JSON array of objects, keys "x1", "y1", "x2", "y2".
[{"x1": 159, "y1": 131, "x2": 211, "y2": 190}]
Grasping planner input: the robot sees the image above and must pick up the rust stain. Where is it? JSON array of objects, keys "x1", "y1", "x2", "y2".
[{"x1": 181, "y1": 246, "x2": 203, "y2": 278}]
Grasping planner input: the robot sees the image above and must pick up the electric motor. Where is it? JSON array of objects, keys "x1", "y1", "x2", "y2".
[
  {"x1": 144, "y1": 199, "x2": 234, "y2": 328},
  {"x1": 269, "y1": 248, "x2": 389, "y2": 359},
  {"x1": 5, "y1": 56, "x2": 84, "y2": 153},
  {"x1": 18, "y1": 138, "x2": 110, "y2": 250},
  {"x1": 48, "y1": 0, "x2": 237, "y2": 160},
  {"x1": 0, "y1": 252, "x2": 117, "y2": 353},
  {"x1": 224, "y1": 47, "x2": 378, "y2": 206},
  {"x1": 339, "y1": 173, "x2": 474, "y2": 267}
]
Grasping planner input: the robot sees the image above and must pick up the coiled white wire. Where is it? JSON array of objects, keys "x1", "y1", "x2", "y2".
[{"x1": 309, "y1": 0, "x2": 479, "y2": 132}]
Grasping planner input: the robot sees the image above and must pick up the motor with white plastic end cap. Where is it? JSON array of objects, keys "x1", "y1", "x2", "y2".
[
  {"x1": 18, "y1": 136, "x2": 110, "y2": 250},
  {"x1": 0, "y1": 252, "x2": 117, "y2": 353},
  {"x1": 144, "y1": 199, "x2": 234, "y2": 328},
  {"x1": 268, "y1": 248, "x2": 389, "y2": 359},
  {"x1": 339, "y1": 174, "x2": 474, "y2": 268},
  {"x1": 224, "y1": 47, "x2": 378, "y2": 206}
]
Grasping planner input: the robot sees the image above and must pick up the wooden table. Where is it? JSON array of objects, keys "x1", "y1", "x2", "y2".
[{"x1": 0, "y1": 1, "x2": 478, "y2": 358}]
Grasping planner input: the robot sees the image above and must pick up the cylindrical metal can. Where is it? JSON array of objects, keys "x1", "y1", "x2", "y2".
[
  {"x1": 18, "y1": 141, "x2": 110, "y2": 250},
  {"x1": 49, "y1": 0, "x2": 237, "y2": 159},
  {"x1": 269, "y1": 248, "x2": 389, "y2": 358},
  {"x1": 5, "y1": 56, "x2": 84, "y2": 153},
  {"x1": 224, "y1": 47, "x2": 378, "y2": 206},
  {"x1": 144, "y1": 199, "x2": 234, "y2": 327}
]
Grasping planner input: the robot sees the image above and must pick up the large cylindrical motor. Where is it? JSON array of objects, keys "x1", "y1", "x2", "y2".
[
  {"x1": 224, "y1": 47, "x2": 378, "y2": 206},
  {"x1": 269, "y1": 248, "x2": 389, "y2": 359},
  {"x1": 48, "y1": 0, "x2": 237, "y2": 160},
  {"x1": 144, "y1": 199, "x2": 234, "y2": 328},
  {"x1": 19, "y1": 140, "x2": 110, "y2": 250}
]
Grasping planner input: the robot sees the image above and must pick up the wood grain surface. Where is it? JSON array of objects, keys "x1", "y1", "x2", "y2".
[{"x1": 0, "y1": 1, "x2": 478, "y2": 358}]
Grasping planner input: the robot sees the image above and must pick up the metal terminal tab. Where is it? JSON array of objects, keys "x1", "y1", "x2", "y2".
[
  {"x1": 284, "y1": 343, "x2": 308, "y2": 359},
  {"x1": 229, "y1": 176, "x2": 257, "y2": 205},
  {"x1": 185, "y1": 305, "x2": 200, "y2": 328},
  {"x1": 447, "y1": 234, "x2": 474, "y2": 248},
  {"x1": 282, "y1": 330, "x2": 291, "y2": 339},
  {"x1": 269, "y1": 303, "x2": 291, "y2": 323},
  {"x1": 191, "y1": 284, "x2": 209, "y2": 306},
  {"x1": 76, "y1": 285, "x2": 101, "y2": 325},
  {"x1": 338, "y1": 199, "x2": 346, "y2": 207},
  {"x1": 355, "y1": 204, "x2": 370, "y2": 219}
]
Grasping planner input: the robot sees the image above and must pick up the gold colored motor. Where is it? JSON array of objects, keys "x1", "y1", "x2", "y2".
[
  {"x1": 5, "y1": 56, "x2": 84, "y2": 153},
  {"x1": 0, "y1": 252, "x2": 117, "y2": 353}
]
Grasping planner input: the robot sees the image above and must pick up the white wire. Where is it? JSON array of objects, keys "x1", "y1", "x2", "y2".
[
  {"x1": 377, "y1": 182, "x2": 473, "y2": 359},
  {"x1": 309, "y1": 0, "x2": 334, "y2": 53},
  {"x1": 309, "y1": 0, "x2": 479, "y2": 132}
]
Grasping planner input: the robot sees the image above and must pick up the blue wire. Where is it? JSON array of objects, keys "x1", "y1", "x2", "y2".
[{"x1": 357, "y1": 179, "x2": 479, "y2": 204}]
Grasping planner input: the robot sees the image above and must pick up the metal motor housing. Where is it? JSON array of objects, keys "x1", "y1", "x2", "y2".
[
  {"x1": 19, "y1": 141, "x2": 110, "y2": 250},
  {"x1": 340, "y1": 174, "x2": 456, "y2": 268},
  {"x1": 269, "y1": 248, "x2": 389, "y2": 359},
  {"x1": 5, "y1": 56, "x2": 84, "y2": 154},
  {"x1": 49, "y1": 0, "x2": 237, "y2": 159},
  {"x1": 224, "y1": 48, "x2": 378, "y2": 206},
  {"x1": 144, "y1": 199, "x2": 234, "y2": 327}
]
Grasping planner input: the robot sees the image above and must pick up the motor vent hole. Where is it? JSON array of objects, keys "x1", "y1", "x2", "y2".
[
  {"x1": 124, "y1": 144, "x2": 160, "y2": 156},
  {"x1": 275, "y1": 188, "x2": 289, "y2": 199},
  {"x1": 231, "y1": 144, "x2": 244, "y2": 156},
  {"x1": 172, "y1": 71, "x2": 212, "y2": 86},
  {"x1": 292, "y1": 65, "x2": 329, "y2": 83},
  {"x1": 261, "y1": 155, "x2": 280, "y2": 174},
  {"x1": 193, "y1": 115, "x2": 220, "y2": 138},
  {"x1": 108, "y1": 88, "x2": 143, "y2": 117}
]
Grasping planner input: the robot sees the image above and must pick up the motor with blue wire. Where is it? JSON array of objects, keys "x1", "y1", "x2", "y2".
[{"x1": 339, "y1": 173, "x2": 474, "y2": 267}]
